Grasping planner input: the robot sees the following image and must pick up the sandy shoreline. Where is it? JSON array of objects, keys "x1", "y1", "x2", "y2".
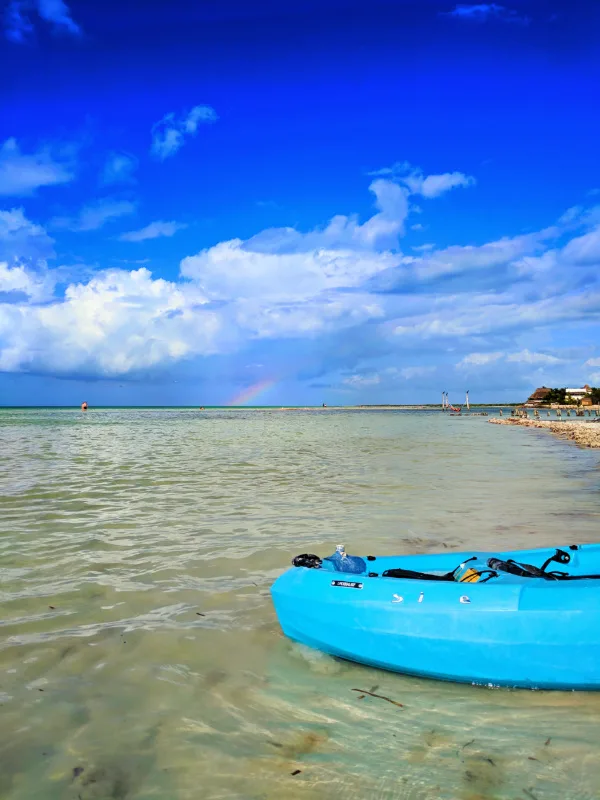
[{"x1": 489, "y1": 416, "x2": 600, "y2": 448}]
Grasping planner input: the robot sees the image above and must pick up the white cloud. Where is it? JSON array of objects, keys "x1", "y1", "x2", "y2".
[
  {"x1": 180, "y1": 179, "x2": 406, "y2": 304},
  {"x1": 368, "y1": 161, "x2": 476, "y2": 199},
  {"x1": 506, "y1": 349, "x2": 563, "y2": 365},
  {"x1": 394, "y1": 288, "x2": 600, "y2": 342},
  {"x1": 589, "y1": 373, "x2": 600, "y2": 384},
  {"x1": 399, "y1": 366, "x2": 436, "y2": 379},
  {"x1": 0, "y1": 138, "x2": 74, "y2": 196},
  {"x1": 37, "y1": 0, "x2": 80, "y2": 35},
  {"x1": 181, "y1": 240, "x2": 397, "y2": 303},
  {"x1": 444, "y1": 4, "x2": 529, "y2": 24},
  {"x1": 0, "y1": 268, "x2": 221, "y2": 376},
  {"x1": 101, "y1": 153, "x2": 137, "y2": 186},
  {"x1": 5, "y1": 0, "x2": 80, "y2": 41},
  {"x1": 404, "y1": 227, "x2": 558, "y2": 282},
  {"x1": 231, "y1": 292, "x2": 384, "y2": 340},
  {"x1": 561, "y1": 225, "x2": 600, "y2": 266},
  {"x1": 457, "y1": 352, "x2": 505, "y2": 368},
  {"x1": 119, "y1": 220, "x2": 187, "y2": 243},
  {"x1": 412, "y1": 243, "x2": 435, "y2": 252},
  {"x1": 151, "y1": 105, "x2": 218, "y2": 160},
  {"x1": 405, "y1": 170, "x2": 476, "y2": 199},
  {"x1": 4, "y1": 0, "x2": 33, "y2": 41},
  {"x1": 241, "y1": 179, "x2": 408, "y2": 253},
  {"x1": 0, "y1": 261, "x2": 55, "y2": 302},
  {"x1": 343, "y1": 373, "x2": 381, "y2": 388},
  {"x1": 1, "y1": 175, "x2": 600, "y2": 384},
  {"x1": 51, "y1": 199, "x2": 136, "y2": 232},
  {"x1": 585, "y1": 358, "x2": 600, "y2": 368},
  {"x1": 0, "y1": 208, "x2": 55, "y2": 262},
  {"x1": 343, "y1": 365, "x2": 436, "y2": 388}
]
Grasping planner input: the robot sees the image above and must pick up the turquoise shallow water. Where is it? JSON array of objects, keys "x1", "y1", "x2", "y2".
[{"x1": 1, "y1": 407, "x2": 600, "y2": 800}]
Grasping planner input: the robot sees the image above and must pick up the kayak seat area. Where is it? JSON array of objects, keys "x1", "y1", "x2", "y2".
[
  {"x1": 382, "y1": 558, "x2": 497, "y2": 584},
  {"x1": 380, "y1": 548, "x2": 600, "y2": 583}
]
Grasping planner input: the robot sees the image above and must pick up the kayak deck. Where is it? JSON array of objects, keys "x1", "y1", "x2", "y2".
[{"x1": 271, "y1": 543, "x2": 600, "y2": 690}]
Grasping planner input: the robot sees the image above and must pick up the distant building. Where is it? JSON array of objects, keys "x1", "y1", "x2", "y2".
[
  {"x1": 567, "y1": 385, "x2": 591, "y2": 403},
  {"x1": 525, "y1": 387, "x2": 551, "y2": 407}
]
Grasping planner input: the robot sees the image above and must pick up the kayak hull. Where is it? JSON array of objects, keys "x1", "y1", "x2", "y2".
[{"x1": 271, "y1": 544, "x2": 600, "y2": 690}]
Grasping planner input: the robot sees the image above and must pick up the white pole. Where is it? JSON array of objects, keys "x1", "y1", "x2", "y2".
[
  {"x1": 466, "y1": 390, "x2": 470, "y2": 411},
  {"x1": 442, "y1": 391, "x2": 445, "y2": 411}
]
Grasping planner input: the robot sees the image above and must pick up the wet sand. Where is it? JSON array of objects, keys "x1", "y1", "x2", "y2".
[{"x1": 490, "y1": 416, "x2": 600, "y2": 448}]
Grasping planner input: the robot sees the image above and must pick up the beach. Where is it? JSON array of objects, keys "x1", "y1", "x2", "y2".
[
  {"x1": 490, "y1": 416, "x2": 600, "y2": 448},
  {"x1": 2, "y1": 407, "x2": 600, "y2": 800}
]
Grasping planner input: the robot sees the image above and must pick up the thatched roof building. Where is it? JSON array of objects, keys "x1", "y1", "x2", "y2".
[{"x1": 525, "y1": 387, "x2": 551, "y2": 407}]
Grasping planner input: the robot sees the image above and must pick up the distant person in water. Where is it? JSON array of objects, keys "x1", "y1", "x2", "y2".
[{"x1": 81, "y1": 401, "x2": 88, "y2": 411}]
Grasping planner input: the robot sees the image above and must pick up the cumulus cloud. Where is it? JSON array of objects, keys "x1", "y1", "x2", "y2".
[
  {"x1": 180, "y1": 180, "x2": 408, "y2": 303},
  {"x1": 4, "y1": 0, "x2": 80, "y2": 42},
  {"x1": 0, "y1": 268, "x2": 221, "y2": 376},
  {"x1": 368, "y1": 161, "x2": 476, "y2": 198},
  {"x1": 2, "y1": 173, "x2": 600, "y2": 386},
  {"x1": 151, "y1": 105, "x2": 218, "y2": 160},
  {"x1": 0, "y1": 261, "x2": 55, "y2": 302},
  {"x1": 0, "y1": 138, "x2": 74, "y2": 196},
  {"x1": 119, "y1": 220, "x2": 188, "y2": 243},
  {"x1": 51, "y1": 199, "x2": 136, "y2": 232},
  {"x1": 181, "y1": 240, "x2": 396, "y2": 303},
  {"x1": 101, "y1": 153, "x2": 137, "y2": 186},
  {"x1": 444, "y1": 4, "x2": 529, "y2": 24}
]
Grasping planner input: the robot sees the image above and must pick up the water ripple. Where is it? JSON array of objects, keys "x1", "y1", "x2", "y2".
[{"x1": 1, "y1": 408, "x2": 600, "y2": 799}]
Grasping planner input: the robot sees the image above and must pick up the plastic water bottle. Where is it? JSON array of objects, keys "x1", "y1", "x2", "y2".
[{"x1": 336, "y1": 544, "x2": 346, "y2": 558}]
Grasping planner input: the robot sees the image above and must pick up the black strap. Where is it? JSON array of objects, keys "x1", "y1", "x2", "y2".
[
  {"x1": 487, "y1": 558, "x2": 557, "y2": 579},
  {"x1": 382, "y1": 567, "x2": 456, "y2": 581},
  {"x1": 548, "y1": 572, "x2": 600, "y2": 581},
  {"x1": 540, "y1": 548, "x2": 571, "y2": 572},
  {"x1": 382, "y1": 557, "x2": 477, "y2": 582}
]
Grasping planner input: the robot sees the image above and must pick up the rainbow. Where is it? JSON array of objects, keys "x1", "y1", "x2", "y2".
[{"x1": 227, "y1": 377, "x2": 278, "y2": 406}]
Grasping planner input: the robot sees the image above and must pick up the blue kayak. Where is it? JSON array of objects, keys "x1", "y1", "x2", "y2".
[{"x1": 270, "y1": 543, "x2": 600, "y2": 690}]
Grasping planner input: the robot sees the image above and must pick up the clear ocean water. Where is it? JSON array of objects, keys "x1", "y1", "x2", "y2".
[{"x1": 1, "y1": 407, "x2": 600, "y2": 800}]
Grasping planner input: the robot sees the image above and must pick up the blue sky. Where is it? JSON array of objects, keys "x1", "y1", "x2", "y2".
[{"x1": 1, "y1": 0, "x2": 600, "y2": 405}]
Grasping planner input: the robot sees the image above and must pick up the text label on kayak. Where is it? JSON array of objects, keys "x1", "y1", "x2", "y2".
[{"x1": 331, "y1": 580, "x2": 363, "y2": 589}]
